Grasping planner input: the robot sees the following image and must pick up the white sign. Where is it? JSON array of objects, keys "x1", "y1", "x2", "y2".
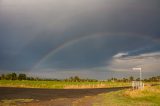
[{"x1": 132, "y1": 67, "x2": 141, "y2": 71}]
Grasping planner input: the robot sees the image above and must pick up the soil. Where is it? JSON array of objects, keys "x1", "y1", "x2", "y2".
[{"x1": 0, "y1": 87, "x2": 128, "y2": 106}]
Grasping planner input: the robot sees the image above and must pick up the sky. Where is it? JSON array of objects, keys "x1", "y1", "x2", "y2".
[{"x1": 0, "y1": 0, "x2": 160, "y2": 80}]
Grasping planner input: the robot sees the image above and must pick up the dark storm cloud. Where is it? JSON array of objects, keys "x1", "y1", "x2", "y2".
[
  {"x1": 0, "y1": 0, "x2": 160, "y2": 79},
  {"x1": 36, "y1": 34, "x2": 159, "y2": 69}
]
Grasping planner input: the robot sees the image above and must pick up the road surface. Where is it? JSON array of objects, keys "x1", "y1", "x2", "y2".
[{"x1": 0, "y1": 87, "x2": 129, "y2": 106}]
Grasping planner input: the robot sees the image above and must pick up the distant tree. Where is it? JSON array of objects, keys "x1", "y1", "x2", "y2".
[
  {"x1": 136, "y1": 78, "x2": 140, "y2": 81},
  {"x1": 64, "y1": 79, "x2": 68, "y2": 82},
  {"x1": 26, "y1": 77, "x2": 31, "y2": 80},
  {"x1": 65, "y1": 76, "x2": 98, "y2": 82},
  {"x1": 1, "y1": 74, "x2": 5, "y2": 80},
  {"x1": 35, "y1": 77, "x2": 40, "y2": 81},
  {"x1": 129, "y1": 76, "x2": 134, "y2": 81},
  {"x1": 122, "y1": 78, "x2": 125, "y2": 82},
  {"x1": 5, "y1": 73, "x2": 12, "y2": 80},
  {"x1": 11, "y1": 73, "x2": 17, "y2": 80},
  {"x1": 30, "y1": 77, "x2": 35, "y2": 81},
  {"x1": 69, "y1": 76, "x2": 74, "y2": 82},
  {"x1": 18, "y1": 74, "x2": 27, "y2": 80},
  {"x1": 122, "y1": 78, "x2": 129, "y2": 82},
  {"x1": 74, "y1": 76, "x2": 80, "y2": 82},
  {"x1": 144, "y1": 79, "x2": 149, "y2": 82},
  {"x1": 157, "y1": 76, "x2": 160, "y2": 81}
]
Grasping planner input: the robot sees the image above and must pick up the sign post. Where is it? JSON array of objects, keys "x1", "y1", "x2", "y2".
[
  {"x1": 132, "y1": 67, "x2": 144, "y2": 89},
  {"x1": 133, "y1": 68, "x2": 142, "y2": 81}
]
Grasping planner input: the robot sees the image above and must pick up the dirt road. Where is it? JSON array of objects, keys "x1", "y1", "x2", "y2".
[{"x1": 0, "y1": 87, "x2": 129, "y2": 106}]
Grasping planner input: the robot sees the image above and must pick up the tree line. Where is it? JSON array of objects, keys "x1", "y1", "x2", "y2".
[
  {"x1": 0, "y1": 73, "x2": 27, "y2": 80},
  {"x1": 108, "y1": 76, "x2": 160, "y2": 82},
  {"x1": 0, "y1": 73, "x2": 160, "y2": 82},
  {"x1": 64, "y1": 76, "x2": 98, "y2": 82},
  {"x1": 0, "y1": 73, "x2": 98, "y2": 82}
]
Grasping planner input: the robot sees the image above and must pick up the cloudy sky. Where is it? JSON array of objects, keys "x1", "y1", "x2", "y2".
[{"x1": 0, "y1": 0, "x2": 160, "y2": 79}]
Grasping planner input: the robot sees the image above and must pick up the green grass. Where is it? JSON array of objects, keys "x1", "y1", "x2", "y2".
[
  {"x1": 93, "y1": 85, "x2": 160, "y2": 106},
  {"x1": 0, "y1": 80, "x2": 130, "y2": 89}
]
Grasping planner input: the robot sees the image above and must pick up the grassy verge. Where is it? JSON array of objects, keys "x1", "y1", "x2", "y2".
[
  {"x1": 0, "y1": 80, "x2": 130, "y2": 89},
  {"x1": 92, "y1": 85, "x2": 160, "y2": 106}
]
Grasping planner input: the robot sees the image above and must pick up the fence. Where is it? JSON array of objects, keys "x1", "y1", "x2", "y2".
[{"x1": 132, "y1": 81, "x2": 144, "y2": 89}]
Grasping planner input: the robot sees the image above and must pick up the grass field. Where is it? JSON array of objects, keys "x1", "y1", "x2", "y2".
[
  {"x1": 90, "y1": 85, "x2": 160, "y2": 106},
  {"x1": 0, "y1": 80, "x2": 160, "y2": 106},
  {"x1": 0, "y1": 80, "x2": 130, "y2": 89}
]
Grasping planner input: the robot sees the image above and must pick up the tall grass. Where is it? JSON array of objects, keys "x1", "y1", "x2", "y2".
[
  {"x1": 124, "y1": 86, "x2": 160, "y2": 98},
  {"x1": 0, "y1": 80, "x2": 130, "y2": 89},
  {"x1": 91, "y1": 85, "x2": 160, "y2": 106}
]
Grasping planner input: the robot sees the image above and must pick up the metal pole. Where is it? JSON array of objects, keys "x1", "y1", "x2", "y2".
[
  {"x1": 140, "y1": 68, "x2": 142, "y2": 81},
  {"x1": 140, "y1": 68, "x2": 143, "y2": 89}
]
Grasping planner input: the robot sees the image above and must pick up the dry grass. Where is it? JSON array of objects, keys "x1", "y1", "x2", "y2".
[
  {"x1": 0, "y1": 80, "x2": 130, "y2": 89},
  {"x1": 91, "y1": 85, "x2": 160, "y2": 106},
  {"x1": 124, "y1": 86, "x2": 160, "y2": 98},
  {"x1": 64, "y1": 83, "x2": 107, "y2": 89}
]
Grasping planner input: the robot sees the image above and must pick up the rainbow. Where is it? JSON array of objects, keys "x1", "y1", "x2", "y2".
[{"x1": 32, "y1": 32, "x2": 155, "y2": 70}]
